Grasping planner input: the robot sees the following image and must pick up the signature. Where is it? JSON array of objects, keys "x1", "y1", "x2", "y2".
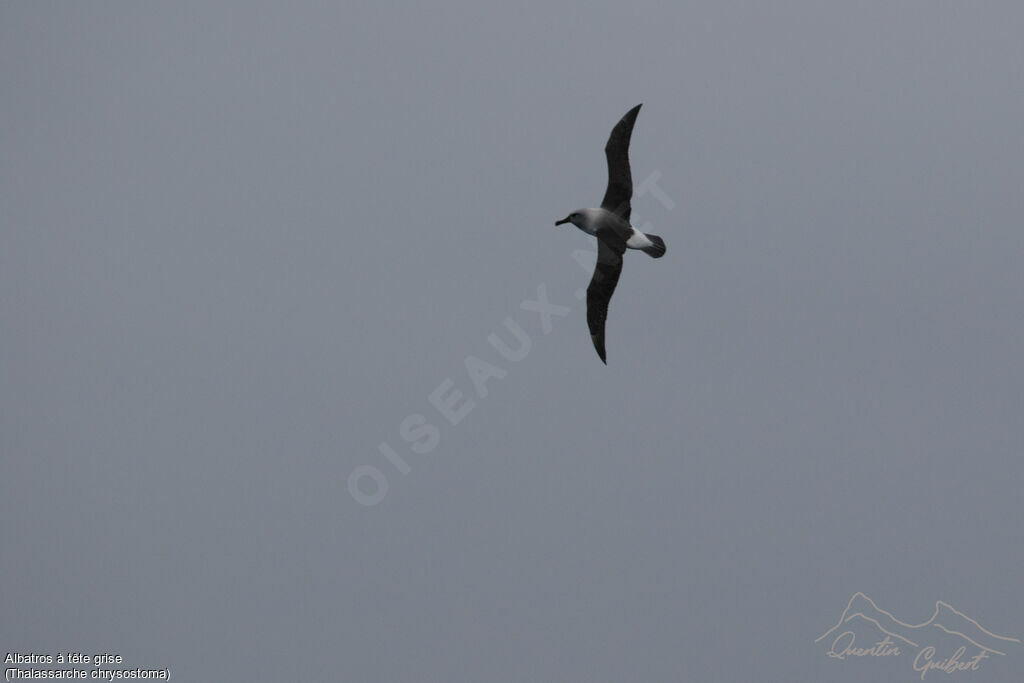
[{"x1": 816, "y1": 592, "x2": 1019, "y2": 678}]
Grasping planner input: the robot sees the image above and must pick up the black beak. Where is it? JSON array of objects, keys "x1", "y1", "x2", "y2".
[{"x1": 554, "y1": 217, "x2": 570, "y2": 226}]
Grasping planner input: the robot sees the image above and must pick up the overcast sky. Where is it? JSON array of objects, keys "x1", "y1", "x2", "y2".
[{"x1": 3, "y1": 2, "x2": 1023, "y2": 681}]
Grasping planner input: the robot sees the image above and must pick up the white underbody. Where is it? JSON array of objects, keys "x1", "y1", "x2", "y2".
[{"x1": 625, "y1": 228, "x2": 654, "y2": 249}]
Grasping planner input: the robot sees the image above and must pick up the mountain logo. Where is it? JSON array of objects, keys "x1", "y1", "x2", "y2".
[{"x1": 816, "y1": 592, "x2": 1019, "y2": 678}]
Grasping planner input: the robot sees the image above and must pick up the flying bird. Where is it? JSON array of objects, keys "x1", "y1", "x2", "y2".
[{"x1": 555, "y1": 103, "x2": 666, "y2": 364}]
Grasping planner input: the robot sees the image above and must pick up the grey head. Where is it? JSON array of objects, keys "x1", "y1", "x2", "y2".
[
  {"x1": 554, "y1": 211, "x2": 581, "y2": 227},
  {"x1": 554, "y1": 208, "x2": 602, "y2": 235}
]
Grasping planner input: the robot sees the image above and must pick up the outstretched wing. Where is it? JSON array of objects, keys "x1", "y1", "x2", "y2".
[
  {"x1": 600, "y1": 103, "x2": 642, "y2": 222},
  {"x1": 587, "y1": 235, "x2": 626, "y2": 364}
]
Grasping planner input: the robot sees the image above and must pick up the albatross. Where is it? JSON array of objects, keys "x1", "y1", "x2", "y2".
[{"x1": 555, "y1": 103, "x2": 666, "y2": 364}]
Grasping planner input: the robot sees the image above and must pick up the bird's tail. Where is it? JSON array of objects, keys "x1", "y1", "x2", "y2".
[{"x1": 641, "y1": 234, "x2": 666, "y2": 258}]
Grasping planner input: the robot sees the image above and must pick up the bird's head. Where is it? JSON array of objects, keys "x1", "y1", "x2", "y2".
[{"x1": 554, "y1": 211, "x2": 584, "y2": 228}]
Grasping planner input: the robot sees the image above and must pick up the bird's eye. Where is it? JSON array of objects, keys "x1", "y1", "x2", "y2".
[{"x1": 571, "y1": 213, "x2": 578, "y2": 219}]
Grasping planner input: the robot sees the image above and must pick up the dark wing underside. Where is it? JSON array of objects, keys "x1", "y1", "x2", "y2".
[
  {"x1": 587, "y1": 234, "x2": 626, "y2": 364},
  {"x1": 600, "y1": 103, "x2": 642, "y2": 223}
]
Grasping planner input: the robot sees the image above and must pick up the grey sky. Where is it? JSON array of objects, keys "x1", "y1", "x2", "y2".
[{"x1": 2, "y1": 2, "x2": 1022, "y2": 681}]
